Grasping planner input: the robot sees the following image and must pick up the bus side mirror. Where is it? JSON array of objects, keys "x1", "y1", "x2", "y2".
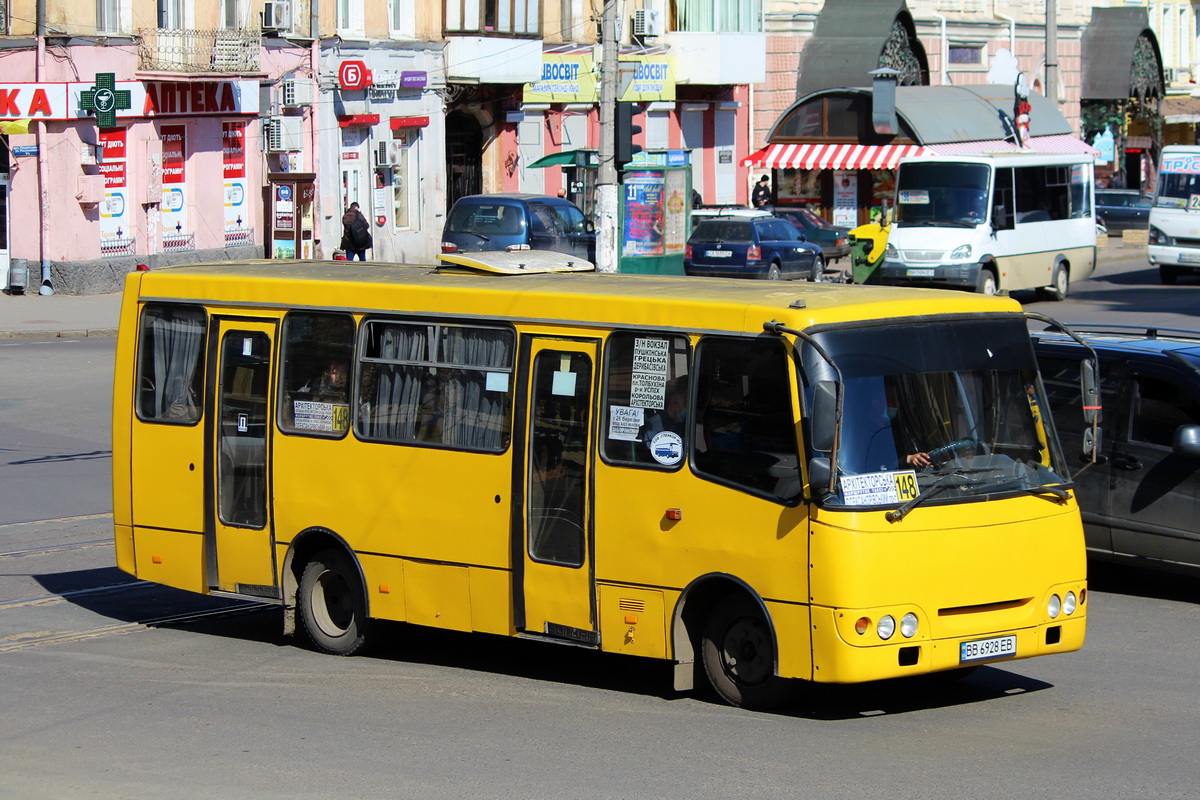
[
  {"x1": 1080, "y1": 360, "x2": 1102, "y2": 459},
  {"x1": 1173, "y1": 424, "x2": 1200, "y2": 458},
  {"x1": 992, "y1": 205, "x2": 1010, "y2": 230},
  {"x1": 810, "y1": 380, "x2": 837, "y2": 453}
]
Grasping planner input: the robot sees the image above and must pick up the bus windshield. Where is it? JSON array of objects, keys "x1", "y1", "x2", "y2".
[
  {"x1": 1154, "y1": 170, "x2": 1200, "y2": 209},
  {"x1": 805, "y1": 317, "x2": 1069, "y2": 508},
  {"x1": 895, "y1": 162, "x2": 990, "y2": 228}
]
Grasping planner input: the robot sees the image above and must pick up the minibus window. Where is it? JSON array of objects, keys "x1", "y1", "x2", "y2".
[
  {"x1": 693, "y1": 337, "x2": 800, "y2": 500},
  {"x1": 356, "y1": 320, "x2": 514, "y2": 452},
  {"x1": 136, "y1": 303, "x2": 207, "y2": 424},
  {"x1": 601, "y1": 332, "x2": 690, "y2": 467},
  {"x1": 279, "y1": 312, "x2": 356, "y2": 438}
]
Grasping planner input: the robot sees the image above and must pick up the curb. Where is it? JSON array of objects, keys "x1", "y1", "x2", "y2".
[{"x1": 0, "y1": 328, "x2": 119, "y2": 340}]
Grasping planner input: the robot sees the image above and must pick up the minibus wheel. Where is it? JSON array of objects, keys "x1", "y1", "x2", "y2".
[
  {"x1": 1045, "y1": 263, "x2": 1069, "y2": 301},
  {"x1": 975, "y1": 268, "x2": 997, "y2": 295},
  {"x1": 701, "y1": 594, "x2": 796, "y2": 709},
  {"x1": 299, "y1": 548, "x2": 372, "y2": 656}
]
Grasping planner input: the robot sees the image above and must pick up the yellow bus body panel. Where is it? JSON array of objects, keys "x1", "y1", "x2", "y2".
[{"x1": 132, "y1": 527, "x2": 206, "y2": 594}]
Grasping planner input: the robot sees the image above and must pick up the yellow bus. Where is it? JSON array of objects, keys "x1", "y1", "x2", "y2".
[{"x1": 112, "y1": 251, "x2": 1089, "y2": 709}]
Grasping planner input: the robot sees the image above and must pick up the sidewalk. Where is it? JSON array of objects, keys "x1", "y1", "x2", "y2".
[
  {"x1": 0, "y1": 290, "x2": 122, "y2": 339},
  {"x1": 0, "y1": 240, "x2": 1145, "y2": 339}
]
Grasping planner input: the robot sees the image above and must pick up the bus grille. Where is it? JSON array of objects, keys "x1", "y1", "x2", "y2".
[
  {"x1": 901, "y1": 250, "x2": 946, "y2": 262},
  {"x1": 618, "y1": 598, "x2": 646, "y2": 613}
]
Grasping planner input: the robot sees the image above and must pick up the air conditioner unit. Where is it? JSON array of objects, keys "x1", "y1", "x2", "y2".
[
  {"x1": 262, "y1": 0, "x2": 292, "y2": 31},
  {"x1": 374, "y1": 140, "x2": 403, "y2": 167},
  {"x1": 633, "y1": 8, "x2": 663, "y2": 38},
  {"x1": 267, "y1": 115, "x2": 304, "y2": 152},
  {"x1": 281, "y1": 78, "x2": 313, "y2": 107}
]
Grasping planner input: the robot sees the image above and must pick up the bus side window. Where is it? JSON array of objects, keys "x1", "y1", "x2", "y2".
[
  {"x1": 278, "y1": 312, "x2": 356, "y2": 437},
  {"x1": 693, "y1": 337, "x2": 800, "y2": 500},
  {"x1": 136, "y1": 303, "x2": 207, "y2": 424},
  {"x1": 600, "y1": 332, "x2": 690, "y2": 468}
]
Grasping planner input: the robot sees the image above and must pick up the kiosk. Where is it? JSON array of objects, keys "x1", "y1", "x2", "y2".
[
  {"x1": 619, "y1": 150, "x2": 691, "y2": 275},
  {"x1": 266, "y1": 173, "x2": 316, "y2": 259}
]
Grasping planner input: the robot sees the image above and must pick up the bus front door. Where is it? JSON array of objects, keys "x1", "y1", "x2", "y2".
[
  {"x1": 518, "y1": 339, "x2": 598, "y2": 644},
  {"x1": 207, "y1": 320, "x2": 278, "y2": 597}
]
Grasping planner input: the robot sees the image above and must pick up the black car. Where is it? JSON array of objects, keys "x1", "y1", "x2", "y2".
[
  {"x1": 1032, "y1": 324, "x2": 1200, "y2": 574},
  {"x1": 773, "y1": 207, "x2": 851, "y2": 262},
  {"x1": 1095, "y1": 189, "x2": 1152, "y2": 233}
]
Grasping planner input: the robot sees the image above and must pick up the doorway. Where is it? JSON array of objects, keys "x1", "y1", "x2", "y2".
[{"x1": 446, "y1": 110, "x2": 483, "y2": 212}]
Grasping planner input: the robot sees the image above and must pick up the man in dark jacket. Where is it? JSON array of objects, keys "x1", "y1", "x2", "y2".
[
  {"x1": 340, "y1": 202, "x2": 372, "y2": 260},
  {"x1": 752, "y1": 174, "x2": 772, "y2": 209}
]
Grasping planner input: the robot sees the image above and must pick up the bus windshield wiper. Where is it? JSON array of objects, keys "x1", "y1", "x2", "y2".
[{"x1": 885, "y1": 467, "x2": 992, "y2": 523}]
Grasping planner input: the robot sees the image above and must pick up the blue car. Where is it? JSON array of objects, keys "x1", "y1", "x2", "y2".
[
  {"x1": 441, "y1": 194, "x2": 595, "y2": 264},
  {"x1": 685, "y1": 216, "x2": 825, "y2": 280}
]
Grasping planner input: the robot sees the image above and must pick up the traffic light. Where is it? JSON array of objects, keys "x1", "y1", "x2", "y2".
[{"x1": 616, "y1": 102, "x2": 643, "y2": 179}]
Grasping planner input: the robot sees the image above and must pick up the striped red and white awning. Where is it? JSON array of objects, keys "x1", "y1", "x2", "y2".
[
  {"x1": 924, "y1": 135, "x2": 1099, "y2": 157},
  {"x1": 742, "y1": 143, "x2": 931, "y2": 170}
]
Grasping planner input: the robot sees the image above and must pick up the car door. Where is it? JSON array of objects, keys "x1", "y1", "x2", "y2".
[
  {"x1": 552, "y1": 202, "x2": 595, "y2": 262},
  {"x1": 766, "y1": 218, "x2": 809, "y2": 276},
  {"x1": 527, "y1": 202, "x2": 567, "y2": 255},
  {"x1": 1108, "y1": 368, "x2": 1200, "y2": 569}
]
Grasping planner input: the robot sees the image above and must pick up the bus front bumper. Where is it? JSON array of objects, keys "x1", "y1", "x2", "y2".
[
  {"x1": 1147, "y1": 243, "x2": 1200, "y2": 269},
  {"x1": 808, "y1": 606, "x2": 1086, "y2": 684},
  {"x1": 876, "y1": 260, "x2": 982, "y2": 289}
]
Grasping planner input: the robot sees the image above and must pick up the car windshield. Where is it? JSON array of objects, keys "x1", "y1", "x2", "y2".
[
  {"x1": 446, "y1": 203, "x2": 525, "y2": 235},
  {"x1": 802, "y1": 317, "x2": 1071, "y2": 509},
  {"x1": 895, "y1": 162, "x2": 990, "y2": 228},
  {"x1": 791, "y1": 208, "x2": 832, "y2": 229},
  {"x1": 690, "y1": 221, "x2": 754, "y2": 243}
]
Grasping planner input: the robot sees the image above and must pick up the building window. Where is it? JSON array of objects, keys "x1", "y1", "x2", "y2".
[
  {"x1": 445, "y1": 0, "x2": 540, "y2": 36},
  {"x1": 339, "y1": 0, "x2": 364, "y2": 34},
  {"x1": 948, "y1": 43, "x2": 985, "y2": 66},
  {"x1": 157, "y1": 0, "x2": 182, "y2": 28},
  {"x1": 97, "y1": 0, "x2": 121, "y2": 33},
  {"x1": 391, "y1": 131, "x2": 413, "y2": 230},
  {"x1": 390, "y1": 0, "x2": 415, "y2": 36},
  {"x1": 675, "y1": 0, "x2": 761, "y2": 33}
]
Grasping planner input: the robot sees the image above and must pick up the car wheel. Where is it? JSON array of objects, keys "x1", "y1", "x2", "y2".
[
  {"x1": 1161, "y1": 265, "x2": 1181, "y2": 285},
  {"x1": 766, "y1": 263, "x2": 782, "y2": 281},
  {"x1": 976, "y1": 269, "x2": 998, "y2": 295},
  {"x1": 809, "y1": 255, "x2": 826, "y2": 282}
]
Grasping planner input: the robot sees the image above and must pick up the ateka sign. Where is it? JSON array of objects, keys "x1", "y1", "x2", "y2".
[{"x1": 0, "y1": 80, "x2": 260, "y2": 120}]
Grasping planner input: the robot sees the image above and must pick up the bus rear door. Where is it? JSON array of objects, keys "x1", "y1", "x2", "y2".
[
  {"x1": 207, "y1": 319, "x2": 278, "y2": 596},
  {"x1": 517, "y1": 338, "x2": 598, "y2": 644}
]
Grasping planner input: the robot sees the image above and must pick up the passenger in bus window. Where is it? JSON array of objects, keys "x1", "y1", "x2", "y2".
[
  {"x1": 641, "y1": 376, "x2": 688, "y2": 441},
  {"x1": 302, "y1": 359, "x2": 349, "y2": 399}
]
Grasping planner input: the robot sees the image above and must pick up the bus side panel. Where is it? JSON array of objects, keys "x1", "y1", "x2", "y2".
[
  {"x1": 593, "y1": 467, "x2": 811, "y2": 606},
  {"x1": 469, "y1": 567, "x2": 513, "y2": 635},
  {"x1": 130, "y1": 420, "x2": 207, "y2": 535},
  {"x1": 132, "y1": 527, "x2": 207, "y2": 593},
  {"x1": 765, "y1": 600, "x2": 813, "y2": 681},
  {"x1": 403, "y1": 561, "x2": 472, "y2": 632},
  {"x1": 993, "y1": 232, "x2": 1094, "y2": 290},
  {"x1": 111, "y1": 274, "x2": 142, "y2": 535},
  {"x1": 598, "y1": 584, "x2": 666, "y2": 659},
  {"x1": 358, "y1": 553, "x2": 406, "y2": 622}
]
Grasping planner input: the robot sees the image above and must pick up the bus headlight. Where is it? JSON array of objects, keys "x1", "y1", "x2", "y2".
[
  {"x1": 877, "y1": 615, "x2": 896, "y2": 640},
  {"x1": 1047, "y1": 594, "x2": 1061, "y2": 619},
  {"x1": 1063, "y1": 591, "x2": 1077, "y2": 616},
  {"x1": 900, "y1": 612, "x2": 919, "y2": 638},
  {"x1": 885, "y1": 243, "x2": 898, "y2": 260},
  {"x1": 1149, "y1": 226, "x2": 1171, "y2": 246},
  {"x1": 950, "y1": 244, "x2": 972, "y2": 259}
]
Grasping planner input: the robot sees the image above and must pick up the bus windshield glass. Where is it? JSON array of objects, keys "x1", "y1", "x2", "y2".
[
  {"x1": 895, "y1": 162, "x2": 990, "y2": 228},
  {"x1": 1154, "y1": 170, "x2": 1200, "y2": 209},
  {"x1": 804, "y1": 317, "x2": 1070, "y2": 508}
]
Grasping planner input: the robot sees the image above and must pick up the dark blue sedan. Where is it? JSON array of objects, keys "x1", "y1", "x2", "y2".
[{"x1": 685, "y1": 217, "x2": 825, "y2": 281}]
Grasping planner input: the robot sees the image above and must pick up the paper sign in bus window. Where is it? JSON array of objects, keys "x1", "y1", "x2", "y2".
[
  {"x1": 631, "y1": 337, "x2": 669, "y2": 409},
  {"x1": 840, "y1": 470, "x2": 919, "y2": 505},
  {"x1": 609, "y1": 405, "x2": 644, "y2": 441}
]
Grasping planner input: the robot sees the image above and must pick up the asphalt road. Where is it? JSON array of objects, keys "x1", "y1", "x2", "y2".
[{"x1": 0, "y1": 273, "x2": 1197, "y2": 799}]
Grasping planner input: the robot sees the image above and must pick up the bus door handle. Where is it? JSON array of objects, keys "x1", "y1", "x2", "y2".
[{"x1": 1111, "y1": 453, "x2": 1142, "y2": 471}]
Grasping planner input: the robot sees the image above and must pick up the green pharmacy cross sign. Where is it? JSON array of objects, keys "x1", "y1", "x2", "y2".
[{"x1": 79, "y1": 73, "x2": 132, "y2": 128}]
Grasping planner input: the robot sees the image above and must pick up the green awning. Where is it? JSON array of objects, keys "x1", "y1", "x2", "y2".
[{"x1": 527, "y1": 149, "x2": 598, "y2": 168}]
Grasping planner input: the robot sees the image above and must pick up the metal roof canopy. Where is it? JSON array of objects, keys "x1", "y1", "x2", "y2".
[
  {"x1": 1081, "y1": 7, "x2": 1162, "y2": 101},
  {"x1": 767, "y1": 85, "x2": 1075, "y2": 148},
  {"x1": 795, "y1": 0, "x2": 928, "y2": 94}
]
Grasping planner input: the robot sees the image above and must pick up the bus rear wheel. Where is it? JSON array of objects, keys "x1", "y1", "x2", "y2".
[
  {"x1": 1043, "y1": 263, "x2": 1069, "y2": 301},
  {"x1": 701, "y1": 594, "x2": 796, "y2": 710},
  {"x1": 299, "y1": 548, "x2": 372, "y2": 656}
]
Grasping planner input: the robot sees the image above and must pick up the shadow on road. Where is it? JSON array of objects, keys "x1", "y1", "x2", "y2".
[{"x1": 1088, "y1": 561, "x2": 1199, "y2": 604}]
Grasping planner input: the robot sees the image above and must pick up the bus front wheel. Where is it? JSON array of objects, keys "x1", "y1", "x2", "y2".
[
  {"x1": 975, "y1": 268, "x2": 998, "y2": 295},
  {"x1": 701, "y1": 594, "x2": 795, "y2": 710},
  {"x1": 299, "y1": 548, "x2": 372, "y2": 656}
]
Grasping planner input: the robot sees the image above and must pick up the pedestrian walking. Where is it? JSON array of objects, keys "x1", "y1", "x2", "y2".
[
  {"x1": 340, "y1": 202, "x2": 372, "y2": 261},
  {"x1": 752, "y1": 174, "x2": 772, "y2": 209}
]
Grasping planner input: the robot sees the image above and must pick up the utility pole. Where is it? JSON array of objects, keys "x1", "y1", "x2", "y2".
[
  {"x1": 1045, "y1": 0, "x2": 1058, "y2": 105},
  {"x1": 595, "y1": 0, "x2": 619, "y2": 273}
]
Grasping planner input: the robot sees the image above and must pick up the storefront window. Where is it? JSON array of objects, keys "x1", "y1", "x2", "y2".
[{"x1": 392, "y1": 132, "x2": 412, "y2": 230}]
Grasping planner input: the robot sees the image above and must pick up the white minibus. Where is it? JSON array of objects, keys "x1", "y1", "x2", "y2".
[
  {"x1": 878, "y1": 152, "x2": 1096, "y2": 299},
  {"x1": 1148, "y1": 145, "x2": 1200, "y2": 284}
]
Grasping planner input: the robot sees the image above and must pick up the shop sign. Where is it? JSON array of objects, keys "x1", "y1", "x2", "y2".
[
  {"x1": 339, "y1": 60, "x2": 373, "y2": 90},
  {"x1": 0, "y1": 81, "x2": 260, "y2": 120},
  {"x1": 523, "y1": 55, "x2": 597, "y2": 104},
  {"x1": 401, "y1": 71, "x2": 427, "y2": 88},
  {"x1": 619, "y1": 57, "x2": 675, "y2": 102},
  {"x1": 79, "y1": 73, "x2": 132, "y2": 128}
]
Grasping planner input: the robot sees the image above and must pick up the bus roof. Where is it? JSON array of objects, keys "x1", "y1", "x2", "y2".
[
  {"x1": 130, "y1": 258, "x2": 1023, "y2": 334},
  {"x1": 898, "y1": 151, "x2": 1093, "y2": 168}
]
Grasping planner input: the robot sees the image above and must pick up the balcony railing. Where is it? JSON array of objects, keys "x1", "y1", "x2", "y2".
[{"x1": 138, "y1": 28, "x2": 261, "y2": 73}]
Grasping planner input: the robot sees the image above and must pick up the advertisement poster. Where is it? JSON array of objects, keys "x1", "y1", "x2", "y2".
[
  {"x1": 160, "y1": 124, "x2": 188, "y2": 242},
  {"x1": 223, "y1": 122, "x2": 249, "y2": 244},
  {"x1": 663, "y1": 170, "x2": 688, "y2": 254},
  {"x1": 832, "y1": 169, "x2": 857, "y2": 227},
  {"x1": 98, "y1": 127, "x2": 128, "y2": 252},
  {"x1": 622, "y1": 171, "x2": 665, "y2": 257}
]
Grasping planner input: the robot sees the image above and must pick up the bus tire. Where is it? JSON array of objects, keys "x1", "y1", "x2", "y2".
[
  {"x1": 1160, "y1": 265, "x2": 1181, "y2": 285},
  {"x1": 975, "y1": 268, "x2": 998, "y2": 296},
  {"x1": 1045, "y1": 263, "x2": 1069, "y2": 301},
  {"x1": 299, "y1": 548, "x2": 372, "y2": 656},
  {"x1": 765, "y1": 262, "x2": 782, "y2": 281},
  {"x1": 701, "y1": 594, "x2": 795, "y2": 710}
]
